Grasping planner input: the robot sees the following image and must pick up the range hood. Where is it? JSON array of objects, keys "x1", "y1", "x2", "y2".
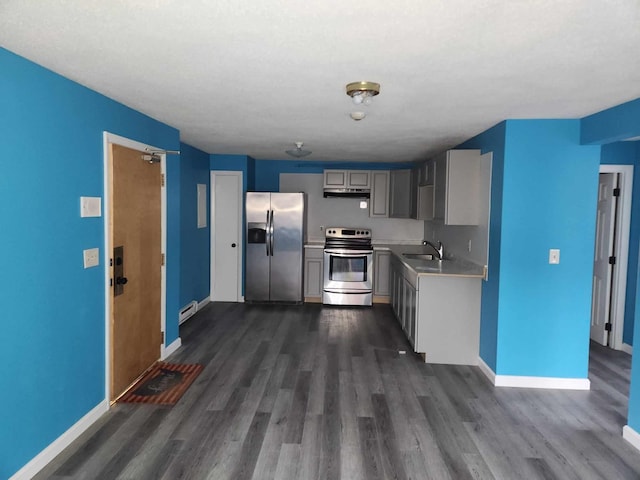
[{"x1": 323, "y1": 187, "x2": 371, "y2": 198}]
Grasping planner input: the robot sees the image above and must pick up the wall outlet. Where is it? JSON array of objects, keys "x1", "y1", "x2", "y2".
[
  {"x1": 549, "y1": 249, "x2": 560, "y2": 265},
  {"x1": 83, "y1": 248, "x2": 100, "y2": 268},
  {"x1": 320, "y1": 225, "x2": 325, "y2": 232}
]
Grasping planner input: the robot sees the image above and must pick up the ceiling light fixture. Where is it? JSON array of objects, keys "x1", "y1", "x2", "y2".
[
  {"x1": 346, "y1": 81, "x2": 380, "y2": 106},
  {"x1": 285, "y1": 141, "x2": 312, "y2": 158},
  {"x1": 350, "y1": 111, "x2": 366, "y2": 121}
]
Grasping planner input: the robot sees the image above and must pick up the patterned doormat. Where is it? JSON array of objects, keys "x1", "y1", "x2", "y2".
[{"x1": 118, "y1": 362, "x2": 204, "y2": 405}]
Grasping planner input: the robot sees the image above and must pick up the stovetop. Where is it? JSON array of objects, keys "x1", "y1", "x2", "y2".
[{"x1": 324, "y1": 227, "x2": 372, "y2": 250}]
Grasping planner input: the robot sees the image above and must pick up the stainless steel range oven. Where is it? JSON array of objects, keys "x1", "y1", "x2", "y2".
[{"x1": 323, "y1": 227, "x2": 373, "y2": 306}]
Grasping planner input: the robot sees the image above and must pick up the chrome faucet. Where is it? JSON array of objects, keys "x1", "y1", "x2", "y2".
[{"x1": 423, "y1": 240, "x2": 444, "y2": 260}]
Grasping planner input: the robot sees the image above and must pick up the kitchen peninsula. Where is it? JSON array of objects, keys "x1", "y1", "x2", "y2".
[{"x1": 387, "y1": 244, "x2": 485, "y2": 365}]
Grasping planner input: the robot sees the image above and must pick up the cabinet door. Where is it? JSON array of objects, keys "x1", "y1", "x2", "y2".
[
  {"x1": 407, "y1": 285, "x2": 416, "y2": 347},
  {"x1": 432, "y1": 150, "x2": 481, "y2": 225},
  {"x1": 373, "y1": 250, "x2": 391, "y2": 296},
  {"x1": 369, "y1": 171, "x2": 389, "y2": 217},
  {"x1": 324, "y1": 170, "x2": 347, "y2": 188},
  {"x1": 304, "y1": 259, "x2": 323, "y2": 297},
  {"x1": 446, "y1": 151, "x2": 480, "y2": 225},
  {"x1": 409, "y1": 168, "x2": 419, "y2": 219},
  {"x1": 304, "y1": 248, "x2": 324, "y2": 298},
  {"x1": 389, "y1": 169, "x2": 412, "y2": 218},
  {"x1": 433, "y1": 153, "x2": 447, "y2": 221},
  {"x1": 348, "y1": 171, "x2": 371, "y2": 189},
  {"x1": 417, "y1": 185, "x2": 434, "y2": 220}
]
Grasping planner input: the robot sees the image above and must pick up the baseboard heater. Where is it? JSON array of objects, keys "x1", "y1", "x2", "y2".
[{"x1": 179, "y1": 301, "x2": 198, "y2": 324}]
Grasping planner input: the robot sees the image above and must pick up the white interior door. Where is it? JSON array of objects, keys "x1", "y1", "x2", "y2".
[
  {"x1": 591, "y1": 173, "x2": 616, "y2": 345},
  {"x1": 211, "y1": 171, "x2": 243, "y2": 302}
]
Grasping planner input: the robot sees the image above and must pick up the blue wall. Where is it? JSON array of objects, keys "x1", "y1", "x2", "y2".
[
  {"x1": 180, "y1": 143, "x2": 211, "y2": 309},
  {"x1": 210, "y1": 154, "x2": 252, "y2": 190},
  {"x1": 0, "y1": 48, "x2": 180, "y2": 478},
  {"x1": 460, "y1": 120, "x2": 600, "y2": 378},
  {"x1": 459, "y1": 122, "x2": 507, "y2": 372},
  {"x1": 582, "y1": 98, "x2": 640, "y2": 144},
  {"x1": 497, "y1": 120, "x2": 600, "y2": 377},
  {"x1": 584, "y1": 98, "x2": 640, "y2": 435},
  {"x1": 600, "y1": 141, "x2": 640, "y2": 345}
]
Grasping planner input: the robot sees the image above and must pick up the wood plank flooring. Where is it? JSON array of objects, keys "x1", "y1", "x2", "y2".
[{"x1": 35, "y1": 303, "x2": 640, "y2": 479}]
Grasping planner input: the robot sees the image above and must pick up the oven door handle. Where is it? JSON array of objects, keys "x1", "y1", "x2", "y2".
[{"x1": 324, "y1": 249, "x2": 373, "y2": 256}]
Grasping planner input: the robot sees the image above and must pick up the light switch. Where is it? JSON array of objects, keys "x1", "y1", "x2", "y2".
[
  {"x1": 83, "y1": 248, "x2": 100, "y2": 268},
  {"x1": 80, "y1": 196, "x2": 102, "y2": 217},
  {"x1": 549, "y1": 249, "x2": 560, "y2": 264}
]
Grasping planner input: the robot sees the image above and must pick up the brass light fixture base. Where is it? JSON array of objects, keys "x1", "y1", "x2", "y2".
[{"x1": 346, "y1": 81, "x2": 381, "y2": 97}]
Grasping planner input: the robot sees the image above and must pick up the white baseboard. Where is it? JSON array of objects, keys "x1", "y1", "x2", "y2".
[
  {"x1": 9, "y1": 400, "x2": 109, "y2": 480},
  {"x1": 197, "y1": 296, "x2": 210, "y2": 310},
  {"x1": 161, "y1": 337, "x2": 182, "y2": 360},
  {"x1": 494, "y1": 375, "x2": 590, "y2": 390},
  {"x1": 476, "y1": 357, "x2": 590, "y2": 390},
  {"x1": 623, "y1": 425, "x2": 640, "y2": 452},
  {"x1": 478, "y1": 357, "x2": 496, "y2": 384},
  {"x1": 622, "y1": 343, "x2": 633, "y2": 355}
]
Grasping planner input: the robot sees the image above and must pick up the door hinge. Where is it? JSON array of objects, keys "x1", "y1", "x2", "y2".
[
  {"x1": 613, "y1": 187, "x2": 621, "y2": 197},
  {"x1": 109, "y1": 258, "x2": 113, "y2": 267},
  {"x1": 161, "y1": 331, "x2": 165, "y2": 344},
  {"x1": 161, "y1": 173, "x2": 165, "y2": 187},
  {"x1": 609, "y1": 256, "x2": 616, "y2": 265},
  {"x1": 605, "y1": 322, "x2": 612, "y2": 332},
  {"x1": 110, "y1": 278, "x2": 113, "y2": 287},
  {"x1": 161, "y1": 253, "x2": 165, "y2": 266}
]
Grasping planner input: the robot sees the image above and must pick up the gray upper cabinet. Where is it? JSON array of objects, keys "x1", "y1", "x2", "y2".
[
  {"x1": 389, "y1": 168, "x2": 423, "y2": 219},
  {"x1": 417, "y1": 184, "x2": 434, "y2": 220},
  {"x1": 389, "y1": 169, "x2": 412, "y2": 218},
  {"x1": 323, "y1": 169, "x2": 371, "y2": 189},
  {"x1": 433, "y1": 149, "x2": 481, "y2": 225},
  {"x1": 369, "y1": 171, "x2": 389, "y2": 217}
]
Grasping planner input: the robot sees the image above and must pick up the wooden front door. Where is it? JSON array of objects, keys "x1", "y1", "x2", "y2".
[{"x1": 109, "y1": 144, "x2": 162, "y2": 401}]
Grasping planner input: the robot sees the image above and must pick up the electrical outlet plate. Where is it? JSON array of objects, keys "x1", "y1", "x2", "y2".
[
  {"x1": 549, "y1": 249, "x2": 560, "y2": 264},
  {"x1": 83, "y1": 248, "x2": 100, "y2": 268}
]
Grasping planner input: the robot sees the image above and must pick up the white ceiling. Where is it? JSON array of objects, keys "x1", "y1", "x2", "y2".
[{"x1": 2, "y1": 1, "x2": 639, "y2": 162}]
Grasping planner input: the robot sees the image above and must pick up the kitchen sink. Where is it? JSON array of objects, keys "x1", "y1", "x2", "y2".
[{"x1": 402, "y1": 253, "x2": 437, "y2": 261}]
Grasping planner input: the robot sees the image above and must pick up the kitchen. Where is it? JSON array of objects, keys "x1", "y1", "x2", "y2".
[{"x1": 241, "y1": 149, "x2": 490, "y2": 366}]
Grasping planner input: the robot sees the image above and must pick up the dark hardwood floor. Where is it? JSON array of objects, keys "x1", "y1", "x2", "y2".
[{"x1": 35, "y1": 303, "x2": 640, "y2": 479}]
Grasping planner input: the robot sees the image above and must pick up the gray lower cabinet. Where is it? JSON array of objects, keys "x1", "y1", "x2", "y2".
[
  {"x1": 373, "y1": 249, "x2": 391, "y2": 297},
  {"x1": 304, "y1": 247, "x2": 324, "y2": 299},
  {"x1": 390, "y1": 260, "x2": 417, "y2": 346},
  {"x1": 390, "y1": 255, "x2": 480, "y2": 364}
]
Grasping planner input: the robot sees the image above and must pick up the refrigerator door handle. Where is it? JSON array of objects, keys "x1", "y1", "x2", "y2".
[
  {"x1": 269, "y1": 209, "x2": 274, "y2": 256},
  {"x1": 265, "y1": 210, "x2": 270, "y2": 256}
]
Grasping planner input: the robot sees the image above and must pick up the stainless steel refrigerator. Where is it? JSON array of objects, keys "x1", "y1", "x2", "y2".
[{"x1": 245, "y1": 192, "x2": 305, "y2": 303}]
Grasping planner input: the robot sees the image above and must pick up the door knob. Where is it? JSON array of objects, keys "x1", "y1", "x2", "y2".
[
  {"x1": 116, "y1": 276, "x2": 128, "y2": 285},
  {"x1": 231, "y1": 243, "x2": 236, "y2": 248}
]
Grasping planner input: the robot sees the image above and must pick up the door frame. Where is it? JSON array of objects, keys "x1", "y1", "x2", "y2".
[
  {"x1": 210, "y1": 170, "x2": 244, "y2": 302},
  {"x1": 102, "y1": 132, "x2": 168, "y2": 401},
  {"x1": 599, "y1": 164, "x2": 633, "y2": 352}
]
